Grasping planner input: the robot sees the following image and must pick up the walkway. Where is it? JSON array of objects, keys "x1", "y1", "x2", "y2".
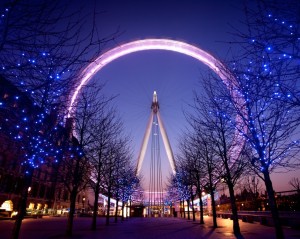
[{"x1": 0, "y1": 216, "x2": 299, "y2": 239}]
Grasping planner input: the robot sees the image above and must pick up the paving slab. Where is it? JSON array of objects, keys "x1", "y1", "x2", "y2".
[{"x1": 0, "y1": 215, "x2": 299, "y2": 239}]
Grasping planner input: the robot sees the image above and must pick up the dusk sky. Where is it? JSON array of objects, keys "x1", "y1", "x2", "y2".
[{"x1": 74, "y1": 0, "x2": 299, "y2": 192}]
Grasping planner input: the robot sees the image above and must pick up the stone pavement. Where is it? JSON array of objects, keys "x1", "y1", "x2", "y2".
[{"x1": 0, "y1": 215, "x2": 299, "y2": 239}]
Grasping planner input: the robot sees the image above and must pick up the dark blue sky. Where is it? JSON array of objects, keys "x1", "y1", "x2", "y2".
[{"x1": 75, "y1": 0, "x2": 298, "y2": 192}]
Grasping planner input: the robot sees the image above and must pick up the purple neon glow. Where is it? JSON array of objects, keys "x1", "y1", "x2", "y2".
[
  {"x1": 68, "y1": 39, "x2": 227, "y2": 116},
  {"x1": 68, "y1": 39, "x2": 247, "y2": 165}
]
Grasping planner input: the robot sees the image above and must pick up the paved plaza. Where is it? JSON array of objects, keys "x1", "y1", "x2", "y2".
[{"x1": 1, "y1": 216, "x2": 300, "y2": 239}]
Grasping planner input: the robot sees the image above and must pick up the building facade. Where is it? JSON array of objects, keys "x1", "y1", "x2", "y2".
[{"x1": 0, "y1": 76, "x2": 87, "y2": 217}]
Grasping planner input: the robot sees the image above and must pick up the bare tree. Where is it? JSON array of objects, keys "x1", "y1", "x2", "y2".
[
  {"x1": 246, "y1": 176, "x2": 261, "y2": 197},
  {"x1": 177, "y1": 132, "x2": 208, "y2": 225},
  {"x1": 185, "y1": 83, "x2": 248, "y2": 238},
  {"x1": 193, "y1": 131, "x2": 219, "y2": 227},
  {"x1": 58, "y1": 133, "x2": 90, "y2": 237},
  {"x1": 237, "y1": 175, "x2": 262, "y2": 210},
  {"x1": 85, "y1": 91, "x2": 122, "y2": 230},
  {"x1": 62, "y1": 84, "x2": 110, "y2": 236},
  {"x1": 97, "y1": 128, "x2": 134, "y2": 226},
  {"x1": 289, "y1": 177, "x2": 300, "y2": 193},
  {"x1": 175, "y1": 151, "x2": 194, "y2": 221}
]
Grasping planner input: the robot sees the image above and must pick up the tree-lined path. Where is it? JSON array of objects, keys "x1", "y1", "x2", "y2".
[{"x1": 1, "y1": 216, "x2": 299, "y2": 239}]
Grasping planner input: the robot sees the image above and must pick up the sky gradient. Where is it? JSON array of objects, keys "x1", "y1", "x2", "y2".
[{"x1": 75, "y1": 0, "x2": 299, "y2": 193}]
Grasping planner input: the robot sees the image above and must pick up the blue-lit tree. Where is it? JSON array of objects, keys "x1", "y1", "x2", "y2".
[
  {"x1": 182, "y1": 129, "x2": 219, "y2": 227},
  {"x1": 111, "y1": 142, "x2": 134, "y2": 223},
  {"x1": 0, "y1": 1, "x2": 114, "y2": 111},
  {"x1": 0, "y1": 1, "x2": 117, "y2": 238},
  {"x1": 168, "y1": 163, "x2": 191, "y2": 219},
  {"x1": 224, "y1": 1, "x2": 300, "y2": 238},
  {"x1": 118, "y1": 168, "x2": 140, "y2": 220},
  {"x1": 164, "y1": 176, "x2": 180, "y2": 217},
  {"x1": 118, "y1": 164, "x2": 142, "y2": 220},
  {"x1": 0, "y1": 76, "x2": 66, "y2": 238}
]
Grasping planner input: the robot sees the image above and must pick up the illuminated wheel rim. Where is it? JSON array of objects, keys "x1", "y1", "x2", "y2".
[{"x1": 68, "y1": 38, "x2": 246, "y2": 165}]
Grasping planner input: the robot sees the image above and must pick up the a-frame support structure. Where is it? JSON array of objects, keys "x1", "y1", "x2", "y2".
[{"x1": 135, "y1": 91, "x2": 176, "y2": 176}]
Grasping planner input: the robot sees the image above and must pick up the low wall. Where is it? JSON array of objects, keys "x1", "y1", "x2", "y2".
[{"x1": 216, "y1": 211, "x2": 300, "y2": 229}]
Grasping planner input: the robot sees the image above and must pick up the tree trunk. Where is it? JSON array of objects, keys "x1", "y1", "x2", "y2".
[
  {"x1": 180, "y1": 200, "x2": 183, "y2": 218},
  {"x1": 114, "y1": 198, "x2": 119, "y2": 223},
  {"x1": 187, "y1": 199, "x2": 190, "y2": 220},
  {"x1": 263, "y1": 170, "x2": 284, "y2": 239},
  {"x1": 191, "y1": 194, "x2": 195, "y2": 221},
  {"x1": 91, "y1": 185, "x2": 100, "y2": 230},
  {"x1": 198, "y1": 192, "x2": 204, "y2": 224},
  {"x1": 11, "y1": 171, "x2": 32, "y2": 239},
  {"x1": 121, "y1": 202, "x2": 125, "y2": 221},
  {"x1": 129, "y1": 199, "x2": 132, "y2": 218},
  {"x1": 207, "y1": 164, "x2": 217, "y2": 227},
  {"x1": 210, "y1": 190, "x2": 218, "y2": 228},
  {"x1": 183, "y1": 200, "x2": 186, "y2": 218},
  {"x1": 66, "y1": 188, "x2": 77, "y2": 237},
  {"x1": 228, "y1": 181, "x2": 242, "y2": 238},
  {"x1": 106, "y1": 191, "x2": 111, "y2": 226}
]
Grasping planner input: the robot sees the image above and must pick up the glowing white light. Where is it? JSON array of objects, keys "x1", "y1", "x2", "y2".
[{"x1": 68, "y1": 38, "x2": 247, "y2": 169}]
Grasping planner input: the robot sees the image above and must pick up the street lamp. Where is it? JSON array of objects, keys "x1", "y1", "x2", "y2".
[{"x1": 82, "y1": 197, "x2": 86, "y2": 212}]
